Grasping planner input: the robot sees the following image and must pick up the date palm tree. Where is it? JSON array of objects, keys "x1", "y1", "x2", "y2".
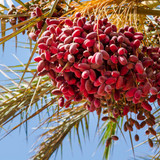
[{"x1": 0, "y1": 0, "x2": 159, "y2": 159}]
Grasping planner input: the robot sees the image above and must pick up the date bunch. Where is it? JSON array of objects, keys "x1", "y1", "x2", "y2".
[{"x1": 35, "y1": 13, "x2": 160, "y2": 147}]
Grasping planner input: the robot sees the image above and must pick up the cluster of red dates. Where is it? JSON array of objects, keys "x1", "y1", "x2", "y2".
[{"x1": 34, "y1": 12, "x2": 160, "y2": 148}]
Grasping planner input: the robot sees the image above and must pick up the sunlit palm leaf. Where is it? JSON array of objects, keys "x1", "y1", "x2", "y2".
[
  {"x1": 1, "y1": 18, "x2": 6, "y2": 51},
  {"x1": 0, "y1": 75, "x2": 54, "y2": 127},
  {"x1": 0, "y1": 3, "x2": 9, "y2": 11},
  {"x1": 15, "y1": 0, "x2": 29, "y2": 9},
  {"x1": 0, "y1": 13, "x2": 48, "y2": 45}
]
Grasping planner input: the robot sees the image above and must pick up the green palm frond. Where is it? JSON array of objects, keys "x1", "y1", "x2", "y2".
[
  {"x1": 98, "y1": 117, "x2": 124, "y2": 160},
  {"x1": 0, "y1": 75, "x2": 54, "y2": 128},
  {"x1": 0, "y1": 58, "x2": 53, "y2": 127},
  {"x1": 32, "y1": 106, "x2": 89, "y2": 159}
]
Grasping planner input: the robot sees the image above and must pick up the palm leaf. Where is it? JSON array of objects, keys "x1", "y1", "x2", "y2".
[
  {"x1": 0, "y1": 4, "x2": 9, "y2": 11},
  {"x1": 98, "y1": 117, "x2": 123, "y2": 160},
  {"x1": 1, "y1": 18, "x2": 6, "y2": 51},
  {"x1": 32, "y1": 106, "x2": 89, "y2": 159},
  {"x1": 0, "y1": 14, "x2": 48, "y2": 45}
]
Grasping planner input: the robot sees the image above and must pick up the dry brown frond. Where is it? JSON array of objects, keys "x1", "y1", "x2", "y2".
[{"x1": 65, "y1": 0, "x2": 160, "y2": 40}]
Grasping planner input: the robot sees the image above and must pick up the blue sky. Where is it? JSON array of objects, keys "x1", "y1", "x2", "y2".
[{"x1": 0, "y1": 1, "x2": 155, "y2": 160}]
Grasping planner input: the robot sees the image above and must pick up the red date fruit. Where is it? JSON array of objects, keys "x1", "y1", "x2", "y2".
[
  {"x1": 110, "y1": 44, "x2": 118, "y2": 53},
  {"x1": 116, "y1": 76, "x2": 124, "y2": 89},
  {"x1": 95, "y1": 52, "x2": 103, "y2": 65},
  {"x1": 58, "y1": 97, "x2": 64, "y2": 107},
  {"x1": 135, "y1": 62, "x2": 144, "y2": 74},
  {"x1": 52, "y1": 89, "x2": 62, "y2": 95},
  {"x1": 86, "y1": 32, "x2": 97, "y2": 39},
  {"x1": 85, "y1": 79, "x2": 92, "y2": 91},
  {"x1": 82, "y1": 70, "x2": 90, "y2": 79},
  {"x1": 141, "y1": 101, "x2": 152, "y2": 111}
]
